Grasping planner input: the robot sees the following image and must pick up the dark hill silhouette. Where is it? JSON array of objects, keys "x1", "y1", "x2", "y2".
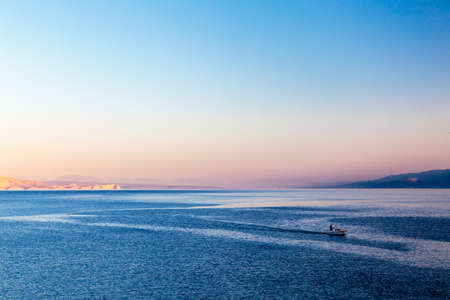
[{"x1": 334, "y1": 169, "x2": 450, "y2": 188}]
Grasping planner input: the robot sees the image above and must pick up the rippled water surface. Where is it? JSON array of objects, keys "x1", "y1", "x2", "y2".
[{"x1": 0, "y1": 189, "x2": 449, "y2": 299}]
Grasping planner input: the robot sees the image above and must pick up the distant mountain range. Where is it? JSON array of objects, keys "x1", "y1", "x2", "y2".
[
  {"x1": 46, "y1": 178, "x2": 219, "y2": 190},
  {"x1": 0, "y1": 176, "x2": 121, "y2": 191},
  {"x1": 0, "y1": 175, "x2": 219, "y2": 190},
  {"x1": 331, "y1": 169, "x2": 450, "y2": 188}
]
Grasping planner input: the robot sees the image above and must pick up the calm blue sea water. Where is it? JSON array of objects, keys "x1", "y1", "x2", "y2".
[{"x1": 0, "y1": 189, "x2": 448, "y2": 299}]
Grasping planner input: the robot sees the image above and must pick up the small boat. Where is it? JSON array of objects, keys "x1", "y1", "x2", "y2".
[{"x1": 324, "y1": 228, "x2": 347, "y2": 236}]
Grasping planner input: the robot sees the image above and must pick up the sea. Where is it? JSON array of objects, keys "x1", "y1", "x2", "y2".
[{"x1": 0, "y1": 189, "x2": 448, "y2": 299}]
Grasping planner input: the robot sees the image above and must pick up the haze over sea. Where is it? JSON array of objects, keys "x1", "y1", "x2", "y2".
[{"x1": 0, "y1": 189, "x2": 448, "y2": 298}]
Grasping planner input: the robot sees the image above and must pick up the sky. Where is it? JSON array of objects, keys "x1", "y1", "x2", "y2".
[{"x1": 1, "y1": 0, "x2": 449, "y2": 187}]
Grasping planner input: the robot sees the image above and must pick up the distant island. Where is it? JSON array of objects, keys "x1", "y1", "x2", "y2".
[
  {"x1": 0, "y1": 176, "x2": 121, "y2": 191},
  {"x1": 330, "y1": 169, "x2": 450, "y2": 188}
]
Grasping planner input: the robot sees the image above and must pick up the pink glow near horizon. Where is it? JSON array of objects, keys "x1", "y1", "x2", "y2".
[{"x1": 2, "y1": 120, "x2": 449, "y2": 187}]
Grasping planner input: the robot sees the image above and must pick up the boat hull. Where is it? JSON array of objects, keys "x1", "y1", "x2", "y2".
[{"x1": 324, "y1": 230, "x2": 346, "y2": 236}]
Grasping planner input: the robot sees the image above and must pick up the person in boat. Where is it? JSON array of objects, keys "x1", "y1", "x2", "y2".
[{"x1": 329, "y1": 224, "x2": 333, "y2": 231}]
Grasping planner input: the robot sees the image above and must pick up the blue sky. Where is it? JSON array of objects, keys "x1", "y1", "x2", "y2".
[{"x1": 1, "y1": 0, "x2": 449, "y2": 186}]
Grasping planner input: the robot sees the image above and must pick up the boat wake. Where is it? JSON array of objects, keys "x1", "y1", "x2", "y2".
[{"x1": 202, "y1": 218, "x2": 331, "y2": 235}]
